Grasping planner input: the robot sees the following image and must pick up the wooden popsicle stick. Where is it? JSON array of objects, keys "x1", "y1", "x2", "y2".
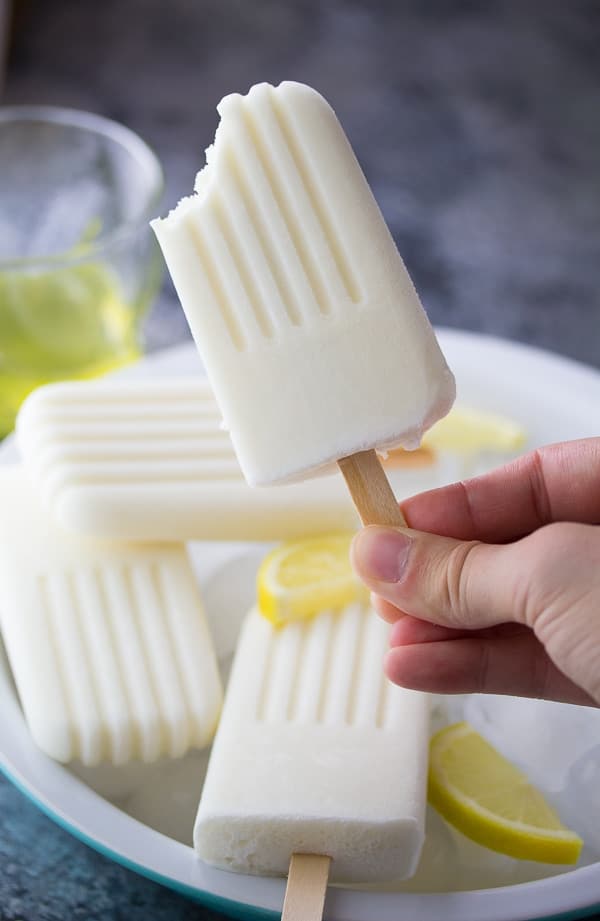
[
  {"x1": 281, "y1": 854, "x2": 331, "y2": 921},
  {"x1": 338, "y1": 449, "x2": 407, "y2": 527}
]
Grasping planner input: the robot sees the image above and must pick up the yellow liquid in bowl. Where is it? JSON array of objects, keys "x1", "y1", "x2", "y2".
[{"x1": 0, "y1": 262, "x2": 142, "y2": 436}]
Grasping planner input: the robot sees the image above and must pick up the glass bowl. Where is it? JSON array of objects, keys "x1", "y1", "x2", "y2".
[{"x1": 0, "y1": 105, "x2": 164, "y2": 435}]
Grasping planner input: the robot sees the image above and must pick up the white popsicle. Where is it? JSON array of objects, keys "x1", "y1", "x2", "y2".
[
  {"x1": 16, "y1": 377, "x2": 441, "y2": 541},
  {"x1": 0, "y1": 466, "x2": 222, "y2": 765},
  {"x1": 152, "y1": 81, "x2": 455, "y2": 489},
  {"x1": 194, "y1": 604, "x2": 429, "y2": 884}
]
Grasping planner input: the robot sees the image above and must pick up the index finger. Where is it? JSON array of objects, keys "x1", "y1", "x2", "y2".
[{"x1": 401, "y1": 437, "x2": 600, "y2": 542}]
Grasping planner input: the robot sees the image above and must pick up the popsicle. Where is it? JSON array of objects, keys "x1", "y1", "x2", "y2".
[
  {"x1": 151, "y1": 80, "x2": 455, "y2": 516},
  {"x1": 16, "y1": 377, "x2": 441, "y2": 541},
  {"x1": 195, "y1": 603, "x2": 429, "y2": 884},
  {"x1": 0, "y1": 466, "x2": 222, "y2": 765}
]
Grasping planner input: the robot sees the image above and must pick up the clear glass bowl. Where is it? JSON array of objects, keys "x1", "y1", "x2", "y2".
[{"x1": 0, "y1": 106, "x2": 165, "y2": 435}]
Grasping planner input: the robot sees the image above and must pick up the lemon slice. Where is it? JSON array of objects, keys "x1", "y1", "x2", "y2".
[
  {"x1": 428, "y1": 722, "x2": 583, "y2": 864},
  {"x1": 423, "y1": 405, "x2": 526, "y2": 454},
  {"x1": 257, "y1": 533, "x2": 367, "y2": 627}
]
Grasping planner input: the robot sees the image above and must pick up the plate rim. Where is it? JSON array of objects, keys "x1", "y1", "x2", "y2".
[{"x1": 2, "y1": 327, "x2": 600, "y2": 921}]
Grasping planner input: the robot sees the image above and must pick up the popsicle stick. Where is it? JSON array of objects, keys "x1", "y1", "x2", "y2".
[
  {"x1": 281, "y1": 853, "x2": 331, "y2": 921},
  {"x1": 338, "y1": 449, "x2": 407, "y2": 527}
]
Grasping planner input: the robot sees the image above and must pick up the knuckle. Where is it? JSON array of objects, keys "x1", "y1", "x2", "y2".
[{"x1": 442, "y1": 540, "x2": 482, "y2": 624}]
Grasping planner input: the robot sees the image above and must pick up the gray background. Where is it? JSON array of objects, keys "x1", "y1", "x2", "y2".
[{"x1": 1, "y1": 0, "x2": 599, "y2": 918}]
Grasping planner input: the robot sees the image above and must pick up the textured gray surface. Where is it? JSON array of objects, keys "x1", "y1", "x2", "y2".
[
  {"x1": 0, "y1": 778, "x2": 213, "y2": 920},
  {"x1": 6, "y1": 0, "x2": 599, "y2": 364},
  {"x1": 1, "y1": 0, "x2": 599, "y2": 918}
]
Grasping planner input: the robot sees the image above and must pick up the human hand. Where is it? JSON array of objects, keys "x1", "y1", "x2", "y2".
[{"x1": 350, "y1": 438, "x2": 600, "y2": 706}]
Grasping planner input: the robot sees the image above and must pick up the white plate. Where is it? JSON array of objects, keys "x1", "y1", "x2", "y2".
[{"x1": 2, "y1": 328, "x2": 600, "y2": 921}]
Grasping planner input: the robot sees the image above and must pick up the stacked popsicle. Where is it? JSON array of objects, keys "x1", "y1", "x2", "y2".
[
  {"x1": 0, "y1": 466, "x2": 222, "y2": 765},
  {"x1": 16, "y1": 377, "x2": 450, "y2": 542}
]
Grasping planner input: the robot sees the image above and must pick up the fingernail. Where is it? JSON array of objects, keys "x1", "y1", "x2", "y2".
[{"x1": 352, "y1": 527, "x2": 412, "y2": 584}]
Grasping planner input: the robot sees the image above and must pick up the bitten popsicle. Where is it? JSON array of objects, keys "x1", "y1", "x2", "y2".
[
  {"x1": 195, "y1": 603, "x2": 429, "y2": 884},
  {"x1": 151, "y1": 81, "x2": 455, "y2": 521},
  {"x1": 0, "y1": 466, "x2": 222, "y2": 765}
]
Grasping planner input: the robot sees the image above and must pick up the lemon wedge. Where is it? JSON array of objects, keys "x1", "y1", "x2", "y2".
[
  {"x1": 428, "y1": 722, "x2": 583, "y2": 864},
  {"x1": 423, "y1": 405, "x2": 526, "y2": 454},
  {"x1": 257, "y1": 533, "x2": 367, "y2": 627}
]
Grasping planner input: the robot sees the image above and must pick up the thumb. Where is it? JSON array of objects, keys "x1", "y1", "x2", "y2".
[{"x1": 349, "y1": 523, "x2": 588, "y2": 632}]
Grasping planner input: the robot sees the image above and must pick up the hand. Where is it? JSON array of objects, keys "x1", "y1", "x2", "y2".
[{"x1": 351, "y1": 438, "x2": 600, "y2": 706}]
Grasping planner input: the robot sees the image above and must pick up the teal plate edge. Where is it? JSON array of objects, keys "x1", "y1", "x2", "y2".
[
  {"x1": 0, "y1": 761, "x2": 277, "y2": 921},
  {"x1": 3, "y1": 759, "x2": 600, "y2": 921}
]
